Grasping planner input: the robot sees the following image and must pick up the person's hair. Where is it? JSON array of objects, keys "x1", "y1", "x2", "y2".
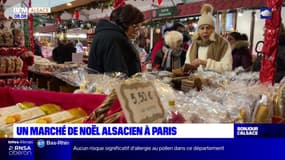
[
  {"x1": 229, "y1": 32, "x2": 241, "y2": 40},
  {"x1": 171, "y1": 22, "x2": 185, "y2": 31},
  {"x1": 240, "y1": 34, "x2": 248, "y2": 40},
  {"x1": 164, "y1": 31, "x2": 183, "y2": 49},
  {"x1": 163, "y1": 27, "x2": 172, "y2": 35},
  {"x1": 110, "y1": 4, "x2": 144, "y2": 31}
]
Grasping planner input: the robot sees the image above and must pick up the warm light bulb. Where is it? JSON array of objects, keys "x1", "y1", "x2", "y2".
[{"x1": 155, "y1": 28, "x2": 161, "y2": 34}]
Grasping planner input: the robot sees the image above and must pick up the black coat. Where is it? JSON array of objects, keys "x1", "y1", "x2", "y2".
[
  {"x1": 87, "y1": 19, "x2": 141, "y2": 77},
  {"x1": 34, "y1": 42, "x2": 42, "y2": 57},
  {"x1": 52, "y1": 43, "x2": 75, "y2": 64},
  {"x1": 276, "y1": 34, "x2": 285, "y2": 82}
]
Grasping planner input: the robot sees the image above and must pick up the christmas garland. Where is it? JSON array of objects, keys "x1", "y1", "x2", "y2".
[{"x1": 48, "y1": 0, "x2": 113, "y2": 18}]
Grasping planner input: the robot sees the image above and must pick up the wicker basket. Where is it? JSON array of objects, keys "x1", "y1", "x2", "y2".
[{"x1": 86, "y1": 90, "x2": 122, "y2": 123}]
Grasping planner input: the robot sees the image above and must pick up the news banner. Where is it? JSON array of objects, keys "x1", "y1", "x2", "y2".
[{"x1": 0, "y1": 123, "x2": 284, "y2": 160}]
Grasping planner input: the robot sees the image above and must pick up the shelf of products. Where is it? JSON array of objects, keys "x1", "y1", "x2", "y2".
[{"x1": 0, "y1": 47, "x2": 27, "y2": 78}]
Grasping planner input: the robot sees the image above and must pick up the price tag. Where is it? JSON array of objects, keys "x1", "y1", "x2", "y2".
[{"x1": 115, "y1": 80, "x2": 165, "y2": 123}]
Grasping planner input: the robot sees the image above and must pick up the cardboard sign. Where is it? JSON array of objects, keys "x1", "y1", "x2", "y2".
[{"x1": 115, "y1": 80, "x2": 165, "y2": 123}]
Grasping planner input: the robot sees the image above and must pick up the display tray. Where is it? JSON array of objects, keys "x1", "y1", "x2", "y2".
[
  {"x1": 0, "y1": 87, "x2": 122, "y2": 120},
  {"x1": 28, "y1": 67, "x2": 53, "y2": 76}
]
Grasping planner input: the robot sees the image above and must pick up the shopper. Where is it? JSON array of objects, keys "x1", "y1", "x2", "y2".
[
  {"x1": 171, "y1": 22, "x2": 191, "y2": 52},
  {"x1": 75, "y1": 40, "x2": 84, "y2": 53},
  {"x1": 52, "y1": 40, "x2": 75, "y2": 64},
  {"x1": 151, "y1": 28, "x2": 171, "y2": 65},
  {"x1": 154, "y1": 31, "x2": 185, "y2": 71},
  {"x1": 52, "y1": 39, "x2": 65, "y2": 64},
  {"x1": 151, "y1": 23, "x2": 189, "y2": 65},
  {"x1": 12, "y1": 28, "x2": 34, "y2": 78},
  {"x1": 184, "y1": 4, "x2": 232, "y2": 73},
  {"x1": 227, "y1": 32, "x2": 252, "y2": 71},
  {"x1": 34, "y1": 38, "x2": 42, "y2": 57},
  {"x1": 88, "y1": 4, "x2": 144, "y2": 77}
]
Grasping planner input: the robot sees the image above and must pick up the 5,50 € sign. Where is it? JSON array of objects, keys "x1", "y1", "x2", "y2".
[{"x1": 116, "y1": 80, "x2": 165, "y2": 123}]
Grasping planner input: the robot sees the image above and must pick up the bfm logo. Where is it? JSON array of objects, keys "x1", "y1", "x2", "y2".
[
  {"x1": 13, "y1": 8, "x2": 28, "y2": 19},
  {"x1": 13, "y1": 7, "x2": 51, "y2": 19}
]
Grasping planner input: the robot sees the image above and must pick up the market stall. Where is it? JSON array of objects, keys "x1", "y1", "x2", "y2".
[{"x1": 1, "y1": 0, "x2": 285, "y2": 140}]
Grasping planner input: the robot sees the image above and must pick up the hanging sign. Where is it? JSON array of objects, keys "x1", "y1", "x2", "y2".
[
  {"x1": 115, "y1": 80, "x2": 165, "y2": 123},
  {"x1": 153, "y1": 7, "x2": 178, "y2": 18}
]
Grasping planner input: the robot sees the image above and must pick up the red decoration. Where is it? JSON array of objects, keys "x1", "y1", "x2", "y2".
[
  {"x1": 0, "y1": 0, "x2": 7, "y2": 4},
  {"x1": 152, "y1": 0, "x2": 163, "y2": 5},
  {"x1": 75, "y1": 10, "x2": 80, "y2": 20},
  {"x1": 113, "y1": 0, "x2": 125, "y2": 10},
  {"x1": 28, "y1": 0, "x2": 34, "y2": 54},
  {"x1": 57, "y1": 16, "x2": 62, "y2": 24},
  {"x1": 260, "y1": 0, "x2": 282, "y2": 84}
]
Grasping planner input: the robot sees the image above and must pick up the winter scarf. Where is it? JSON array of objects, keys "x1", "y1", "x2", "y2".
[
  {"x1": 161, "y1": 46, "x2": 182, "y2": 70},
  {"x1": 189, "y1": 33, "x2": 228, "y2": 62}
]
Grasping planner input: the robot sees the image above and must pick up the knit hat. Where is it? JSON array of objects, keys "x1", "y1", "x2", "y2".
[{"x1": 197, "y1": 4, "x2": 215, "y2": 28}]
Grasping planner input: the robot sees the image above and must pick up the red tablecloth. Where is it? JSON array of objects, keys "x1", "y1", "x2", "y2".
[{"x1": 0, "y1": 87, "x2": 123, "y2": 122}]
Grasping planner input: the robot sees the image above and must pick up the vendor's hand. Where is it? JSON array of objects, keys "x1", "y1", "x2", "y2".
[
  {"x1": 183, "y1": 64, "x2": 197, "y2": 72},
  {"x1": 192, "y1": 59, "x2": 207, "y2": 67}
]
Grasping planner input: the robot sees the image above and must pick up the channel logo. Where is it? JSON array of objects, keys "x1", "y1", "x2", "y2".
[
  {"x1": 237, "y1": 126, "x2": 259, "y2": 136},
  {"x1": 8, "y1": 145, "x2": 32, "y2": 156},
  {"x1": 260, "y1": 7, "x2": 272, "y2": 19},
  {"x1": 12, "y1": 7, "x2": 51, "y2": 19},
  {"x1": 37, "y1": 139, "x2": 45, "y2": 148}
]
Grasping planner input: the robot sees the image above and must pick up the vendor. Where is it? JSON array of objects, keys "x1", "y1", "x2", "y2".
[
  {"x1": 87, "y1": 4, "x2": 144, "y2": 76},
  {"x1": 184, "y1": 4, "x2": 232, "y2": 73}
]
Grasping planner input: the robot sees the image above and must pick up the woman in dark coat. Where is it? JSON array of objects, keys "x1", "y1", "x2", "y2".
[
  {"x1": 88, "y1": 4, "x2": 144, "y2": 76},
  {"x1": 227, "y1": 32, "x2": 252, "y2": 71}
]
